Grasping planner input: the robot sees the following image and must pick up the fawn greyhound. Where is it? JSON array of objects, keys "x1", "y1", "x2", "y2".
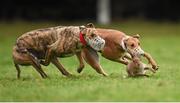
[
  {"x1": 76, "y1": 27, "x2": 158, "y2": 75},
  {"x1": 12, "y1": 23, "x2": 106, "y2": 78}
]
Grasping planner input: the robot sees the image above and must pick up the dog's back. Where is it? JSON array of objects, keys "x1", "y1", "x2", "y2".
[{"x1": 14, "y1": 26, "x2": 80, "y2": 59}]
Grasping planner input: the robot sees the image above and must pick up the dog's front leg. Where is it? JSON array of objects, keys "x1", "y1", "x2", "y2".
[
  {"x1": 124, "y1": 53, "x2": 132, "y2": 60},
  {"x1": 135, "y1": 73, "x2": 149, "y2": 77},
  {"x1": 144, "y1": 66, "x2": 156, "y2": 73},
  {"x1": 82, "y1": 47, "x2": 108, "y2": 76},
  {"x1": 143, "y1": 52, "x2": 158, "y2": 70},
  {"x1": 114, "y1": 57, "x2": 129, "y2": 65},
  {"x1": 51, "y1": 57, "x2": 72, "y2": 76},
  {"x1": 76, "y1": 52, "x2": 85, "y2": 73}
]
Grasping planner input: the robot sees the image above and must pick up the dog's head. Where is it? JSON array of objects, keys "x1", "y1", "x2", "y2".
[
  {"x1": 123, "y1": 34, "x2": 145, "y2": 57},
  {"x1": 79, "y1": 23, "x2": 105, "y2": 51}
]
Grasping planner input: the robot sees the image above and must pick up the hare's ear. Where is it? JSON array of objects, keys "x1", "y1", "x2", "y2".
[
  {"x1": 79, "y1": 25, "x2": 86, "y2": 31},
  {"x1": 132, "y1": 34, "x2": 140, "y2": 39},
  {"x1": 86, "y1": 23, "x2": 95, "y2": 28}
]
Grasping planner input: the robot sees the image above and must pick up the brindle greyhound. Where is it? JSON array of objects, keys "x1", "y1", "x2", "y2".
[
  {"x1": 12, "y1": 23, "x2": 106, "y2": 78},
  {"x1": 76, "y1": 27, "x2": 158, "y2": 75}
]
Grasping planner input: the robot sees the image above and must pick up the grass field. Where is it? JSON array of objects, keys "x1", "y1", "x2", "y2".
[{"x1": 0, "y1": 20, "x2": 180, "y2": 101}]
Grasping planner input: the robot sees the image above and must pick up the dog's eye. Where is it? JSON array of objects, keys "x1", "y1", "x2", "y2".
[
  {"x1": 131, "y1": 44, "x2": 134, "y2": 47},
  {"x1": 138, "y1": 42, "x2": 140, "y2": 45}
]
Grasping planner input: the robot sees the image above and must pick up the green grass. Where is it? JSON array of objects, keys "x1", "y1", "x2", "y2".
[{"x1": 0, "y1": 20, "x2": 180, "y2": 101}]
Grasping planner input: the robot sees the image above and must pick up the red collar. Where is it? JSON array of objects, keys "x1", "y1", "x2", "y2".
[{"x1": 79, "y1": 32, "x2": 87, "y2": 45}]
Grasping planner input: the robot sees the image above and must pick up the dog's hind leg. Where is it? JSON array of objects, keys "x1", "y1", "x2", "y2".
[
  {"x1": 31, "y1": 62, "x2": 47, "y2": 78},
  {"x1": 82, "y1": 47, "x2": 108, "y2": 76},
  {"x1": 13, "y1": 50, "x2": 47, "y2": 78},
  {"x1": 51, "y1": 57, "x2": 72, "y2": 76},
  {"x1": 14, "y1": 63, "x2": 21, "y2": 79},
  {"x1": 28, "y1": 52, "x2": 48, "y2": 78},
  {"x1": 76, "y1": 52, "x2": 85, "y2": 73},
  {"x1": 40, "y1": 46, "x2": 53, "y2": 66}
]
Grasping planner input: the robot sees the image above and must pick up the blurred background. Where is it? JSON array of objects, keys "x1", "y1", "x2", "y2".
[
  {"x1": 0, "y1": 0, "x2": 180, "y2": 101},
  {"x1": 0, "y1": 0, "x2": 179, "y2": 24}
]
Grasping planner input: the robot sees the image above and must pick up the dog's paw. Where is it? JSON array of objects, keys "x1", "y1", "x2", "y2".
[
  {"x1": 102, "y1": 73, "x2": 109, "y2": 77},
  {"x1": 77, "y1": 65, "x2": 85, "y2": 73},
  {"x1": 152, "y1": 65, "x2": 159, "y2": 70}
]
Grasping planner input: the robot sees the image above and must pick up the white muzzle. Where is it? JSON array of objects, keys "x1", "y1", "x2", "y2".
[
  {"x1": 87, "y1": 36, "x2": 105, "y2": 51},
  {"x1": 133, "y1": 47, "x2": 145, "y2": 57}
]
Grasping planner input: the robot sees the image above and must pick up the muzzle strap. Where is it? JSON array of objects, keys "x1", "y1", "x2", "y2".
[{"x1": 79, "y1": 32, "x2": 87, "y2": 45}]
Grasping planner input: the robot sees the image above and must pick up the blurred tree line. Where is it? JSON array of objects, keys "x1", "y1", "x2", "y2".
[{"x1": 0, "y1": 0, "x2": 179, "y2": 22}]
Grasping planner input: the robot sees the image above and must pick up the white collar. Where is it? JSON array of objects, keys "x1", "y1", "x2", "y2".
[{"x1": 121, "y1": 36, "x2": 130, "y2": 51}]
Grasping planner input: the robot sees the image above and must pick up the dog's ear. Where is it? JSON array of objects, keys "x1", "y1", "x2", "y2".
[
  {"x1": 79, "y1": 25, "x2": 87, "y2": 35},
  {"x1": 79, "y1": 25, "x2": 86, "y2": 31},
  {"x1": 132, "y1": 34, "x2": 140, "y2": 39},
  {"x1": 86, "y1": 23, "x2": 95, "y2": 28}
]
